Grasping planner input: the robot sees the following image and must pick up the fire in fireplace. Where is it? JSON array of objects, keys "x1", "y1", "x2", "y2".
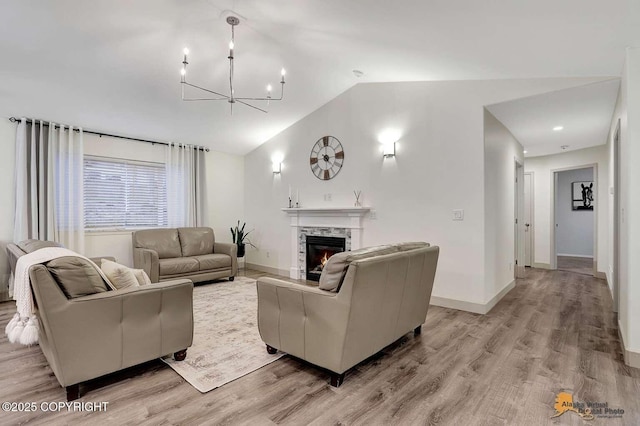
[{"x1": 305, "y1": 235, "x2": 346, "y2": 281}]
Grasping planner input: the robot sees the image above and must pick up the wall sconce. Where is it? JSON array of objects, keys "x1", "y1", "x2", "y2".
[
  {"x1": 378, "y1": 129, "x2": 400, "y2": 158},
  {"x1": 382, "y1": 142, "x2": 396, "y2": 158},
  {"x1": 271, "y1": 153, "x2": 283, "y2": 174}
]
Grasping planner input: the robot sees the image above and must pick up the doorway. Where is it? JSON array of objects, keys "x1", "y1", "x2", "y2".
[
  {"x1": 551, "y1": 165, "x2": 596, "y2": 276},
  {"x1": 514, "y1": 160, "x2": 525, "y2": 278},
  {"x1": 523, "y1": 172, "x2": 533, "y2": 267}
]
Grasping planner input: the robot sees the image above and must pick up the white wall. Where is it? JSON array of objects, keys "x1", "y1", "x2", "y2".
[
  {"x1": 619, "y1": 47, "x2": 640, "y2": 359},
  {"x1": 524, "y1": 146, "x2": 608, "y2": 273},
  {"x1": 244, "y1": 77, "x2": 608, "y2": 310},
  {"x1": 555, "y1": 168, "x2": 594, "y2": 257},
  {"x1": 0, "y1": 119, "x2": 16, "y2": 300},
  {"x1": 483, "y1": 109, "x2": 524, "y2": 303},
  {"x1": 606, "y1": 71, "x2": 625, "y2": 319}
]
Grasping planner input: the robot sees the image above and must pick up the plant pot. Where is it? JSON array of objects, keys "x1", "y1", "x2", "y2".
[{"x1": 237, "y1": 243, "x2": 246, "y2": 258}]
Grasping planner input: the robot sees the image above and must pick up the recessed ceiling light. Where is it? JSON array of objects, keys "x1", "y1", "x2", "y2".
[
  {"x1": 523, "y1": 150, "x2": 528, "y2": 154},
  {"x1": 352, "y1": 70, "x2": 364, "y2": 78},
  {"x1": 553, "y1": 126, "x2": 564, "y2": 131},
  {"x1": 561, "y1": 145, "x2": 569, "y2": 150}
]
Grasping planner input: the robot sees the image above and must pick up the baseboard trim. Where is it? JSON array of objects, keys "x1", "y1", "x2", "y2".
[
  {"x1": 431, "y1": 280, "x2": 515, "y2": 315},
  {"x1": 595, "y1": 271, "x2": 606, "y2": 280},
  {"x1": 618, "y1": 320, "x2": 640, "y2": 369},
  {"x1": 244, "y1": 262, "x2": 290, "y2": 278},
  {"x1": 532, "y1": 262, "x2": 553, "y2": 270},
  {"x1": 557, "y1": 254, "x2": 594, "y2": 259}
]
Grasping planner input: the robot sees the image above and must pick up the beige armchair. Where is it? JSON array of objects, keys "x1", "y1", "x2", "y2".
[
  {"x1": 29, "y1": 264, "x2": 194, "y2": 400},
  {"x1": 257, "y1": 244, "x2": 439, "y2": 386},
  {"x1": 6, "y1": 241, "x2": 194, "y2": 401}
]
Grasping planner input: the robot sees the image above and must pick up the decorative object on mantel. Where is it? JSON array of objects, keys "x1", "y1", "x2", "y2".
[
  {"x1": 230, "y1": 221, "x2": 256, "y2": 258},
  {"x1": 180, "y1": 15, "x2": 286, "y2": 114},
  {"x1": 288, "y1": 185, "x2": 301, "y2": 208},
  {"x1": 353, "y1": 190, "x2": 362, "y2": 207},
  {"x1": 310, "y1": 136, "x2": 344, "y2": 180}
]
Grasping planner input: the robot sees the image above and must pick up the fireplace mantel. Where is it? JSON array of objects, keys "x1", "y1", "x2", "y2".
[
  {"x1": 281, "y1": 207, "x2": 370, "y2": 217},
  {"x1": 282, "y1": 207, "x2": 371, "y2": 279}
]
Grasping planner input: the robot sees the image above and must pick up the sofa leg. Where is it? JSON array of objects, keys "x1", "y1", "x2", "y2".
[
  {"x1": 414, "y1": 325, "x2": 422, "y2": 336},
  {"x1": 229, "y1": 276, "x2": 235, "y2": 282},
  {"x1": 174, "y1": 349, "x2": 188, "y2": 361},
  {"x1": 330, "y1": 372, "x2": 345, "y2": 387},
  {"x1": 66, "y1": 384, "x2": 80, "y2": 401},
  {"x1": 266, "y1": 345, "x2": 278, "y2": 354}
]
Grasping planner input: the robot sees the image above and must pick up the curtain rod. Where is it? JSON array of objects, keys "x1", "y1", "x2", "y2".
[{"x1": 8, "y1": 117, "x2": 210, "y2": 152}]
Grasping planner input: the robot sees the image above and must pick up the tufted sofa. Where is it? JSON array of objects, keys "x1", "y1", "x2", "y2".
[
  {"x1": 256, "y1": 242, "x2": 439, "y2": 386},
  {"x1": 132, "y1": 227, "x2": 238, "y2": 284}
]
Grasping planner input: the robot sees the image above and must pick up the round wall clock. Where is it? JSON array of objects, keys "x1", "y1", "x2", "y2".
[{"x1": 309, "y1": 136, "x2": 344, "y2": 180}]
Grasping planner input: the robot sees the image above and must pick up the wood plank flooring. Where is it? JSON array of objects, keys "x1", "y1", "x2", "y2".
[
  {"x1": 0, "y1": 268, "x2": 638, "y2": 425},
  {"x1": 557, "y1": 256, "x2": 594, "y2": 276}
]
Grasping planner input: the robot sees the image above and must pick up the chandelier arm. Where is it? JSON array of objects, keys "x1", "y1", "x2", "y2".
[
  {"x1": 236, "y1": 99, "x2": 269, "y2": 113},
  {"x1": 235, "y1": 82, "x2": 285, "y2": 101},
  {"x1": 182, "y1": 97, "x2": 232, "y2": 101},
  {"x1": 182, "y1": 82, "x2": 230, "y2": 99}
]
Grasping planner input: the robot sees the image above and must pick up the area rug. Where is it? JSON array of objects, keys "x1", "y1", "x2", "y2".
[{"x1": 162, "y1": 276, "x2": 284, "y2": 392}]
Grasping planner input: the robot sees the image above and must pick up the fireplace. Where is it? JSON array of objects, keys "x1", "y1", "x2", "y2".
[{"x1": 305, "y1": 235, "x2": 346, "y2": 282}]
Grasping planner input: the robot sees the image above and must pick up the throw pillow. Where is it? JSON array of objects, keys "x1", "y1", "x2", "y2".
[
  {"x1": 100, "y1": 259, "x2": 140, "y2": 290},
  {"x1": 318, "y1": 244, "x2": 399, "y2": 292},
  {"x1": 132, "y1": 268, "x2": 152, "y2": 286},
  {"x1": 46, "y1": 256, "x2": 110, "y2": 299}
]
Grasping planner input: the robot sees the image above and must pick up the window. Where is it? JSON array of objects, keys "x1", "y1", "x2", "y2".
[{"x1": 84, "y1": 156, "x2": 168, "y2": 230}]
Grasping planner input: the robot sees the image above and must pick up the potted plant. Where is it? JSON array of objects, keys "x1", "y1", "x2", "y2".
[{"x1": 230, "y1": 220, "x2": 256, "y2": 258}]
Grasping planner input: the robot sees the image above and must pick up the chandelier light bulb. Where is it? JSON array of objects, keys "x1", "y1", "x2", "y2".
[
  {"x1": 229, "y1": 41, "x2": 234, "y2": 50},
  {"x1": 267, "y1": 84, "x2": 272, "y2": 92},
  {"x1": 281, "y1": 68, "x2": 286, "y2": 76},
  {"x1": 183, "y1": 47, "x2": 189, "y2": 55},
  {"x1": 180, "y1": 68, "x2": 186, "y2": 76}
]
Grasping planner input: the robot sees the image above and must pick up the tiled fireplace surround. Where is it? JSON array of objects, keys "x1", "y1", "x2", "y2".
[{"x1": 282, "y1": 208, "x2": 370, "y2": 280}]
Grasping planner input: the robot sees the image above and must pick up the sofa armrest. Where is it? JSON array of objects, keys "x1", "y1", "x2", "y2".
[
  {"x1": 133, "y1": 247, "x2": 159, "y2": 282},
  {"x1": 214, "y1": 242, "x2": 238, "y2": 277},
  {"x1": 43, "y1": 279, "x2": 194, "y2": 386},
  {"x1": 256, "y1": 277, "x2": 349, "y2": 372}
]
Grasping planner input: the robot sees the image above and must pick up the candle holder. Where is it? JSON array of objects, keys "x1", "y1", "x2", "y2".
[{"x1": 288, "y1": 197, "x2": 293, "y2": 208}]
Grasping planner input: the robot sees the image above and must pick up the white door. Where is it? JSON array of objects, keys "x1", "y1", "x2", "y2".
[{"x1": 524, "y1": 173, "x2": 533, "y2": 266}]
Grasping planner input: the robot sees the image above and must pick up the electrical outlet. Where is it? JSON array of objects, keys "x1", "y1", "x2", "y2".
[
  {"x1": 324, "y1": 193, "x2": 332, "y2": 201},
  {"x1": 266, "y1": 251, "x2": 270, "y2": 258},
  {"x1": 453, "y1": 209, "x2": 464, "y2": 221}
]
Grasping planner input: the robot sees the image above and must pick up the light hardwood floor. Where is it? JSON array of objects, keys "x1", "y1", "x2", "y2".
[
  {"x1": 0, "y1": 268, "x2": 638, "y2": 425},
  {"x1": 557, "y1": 256, "x2": 594, "y2": 277}
]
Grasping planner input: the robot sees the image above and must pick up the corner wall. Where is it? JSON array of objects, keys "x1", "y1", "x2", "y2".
[
  {"x1": 244, "y1": 77, "x2": 609, "y2": 311},
  {"x1": 483, "y1": 109, "x2": 524, "y2": 310}
]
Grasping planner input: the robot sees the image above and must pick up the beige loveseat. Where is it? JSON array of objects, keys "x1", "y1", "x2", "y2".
[
  {"x1": 257, "y1": 242, "x2": 439, "y2": 386},
  {"x1": 132, "y1": 227, "x2": 238, "y2": 283},
  {"x1": 6, "y1": 240, "x2": 194, "y2": 401}
]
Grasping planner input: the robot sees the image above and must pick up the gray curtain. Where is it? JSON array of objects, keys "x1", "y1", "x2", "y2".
[{"x1": 13, "y1": 118, "x2": 84, "y2": 251}]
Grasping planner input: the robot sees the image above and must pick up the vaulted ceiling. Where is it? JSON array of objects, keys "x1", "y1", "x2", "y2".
[{"x1": 0, "y1": 0, "x2": 636, "y2": 154}]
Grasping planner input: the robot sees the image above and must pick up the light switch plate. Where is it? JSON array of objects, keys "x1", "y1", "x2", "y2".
[{"x1": 453, "y1": 209, "x2": 464, "y2": 221}]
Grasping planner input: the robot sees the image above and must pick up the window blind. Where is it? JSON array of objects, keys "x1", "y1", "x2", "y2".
[{"x1": 84, "y1": 156, "x2": 168, "y2": 230}]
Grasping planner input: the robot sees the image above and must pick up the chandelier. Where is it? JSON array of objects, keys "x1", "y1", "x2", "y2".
[{"x1": 180, "y1": 16, "x2": 286, "y2": 114}]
